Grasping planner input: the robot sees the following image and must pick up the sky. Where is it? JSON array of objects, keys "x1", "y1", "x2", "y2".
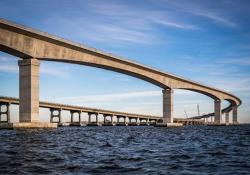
[{"x1": 0, "y1": 0, "x2": 250, "y2": 123}]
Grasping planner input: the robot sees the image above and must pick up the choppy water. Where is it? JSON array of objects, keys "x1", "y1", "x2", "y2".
[{"x1": 0, "y1": 125, "x2": 250, "y2": 175}]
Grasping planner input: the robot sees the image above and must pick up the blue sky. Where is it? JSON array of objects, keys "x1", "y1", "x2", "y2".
[{"x1": 0, "y1": 0, "x2": 250, "y2": 123}]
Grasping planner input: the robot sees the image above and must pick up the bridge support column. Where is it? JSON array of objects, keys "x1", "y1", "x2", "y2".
[
  {"x1": 18, "y1": 59, "x2": 40, "y2": 123},
  {"x1": 87, "y1": 112, "x2": 99, "y2": 126},
  {"x1": 214, "y1": 100, "x2": 221, "y2": 124},
  {"x1": 70, "y1": 111, "x2": 74, "y2": 123},
  {"x1": 225, "y1": 112, "x2": 229, "y2": 125},
  {"x1": 111, "y1": 115, "x2": 113, "y2": 124},
  {"x1": 50, "y1": 108, "x2": 61, "y2": 124},
  {"x1": 116, "y1": 116, "x2": 126, "y2": 126},
  {"x1": 0, "y1": 102, "x2": 10, "y2": 123},
  {"x1": 79, "y1": 112, "x2": 81, "y2": 123},
  {"x1": 69, "y1": 110, "x2": 81, "y2": 126},
  {"x1": 102, "y1": 114, "x2": 114, "y2": 126},
  {"x1": 128, "y1": 118, "x2": 131, "y2": 123},
  {"x1": 103, "y1": 115, "x2": 106, "y2": 124},
  {"x1": 162, "y1": 88, "x2": 173, "y2": 124},
  {"x1": 15, "y1": 59, "x2": 57, "y2": 128},
  {"x1": 88, "y1": 113, "x2": 91, "y2": 123},
  {"x1": 232, "y1": 106, "x2": 238, "y2": 124},
  {"x1": 96, "y1": 113, "x2": 98, "y2": 124}
]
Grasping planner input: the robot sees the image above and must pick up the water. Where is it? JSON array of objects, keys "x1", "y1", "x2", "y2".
[{"x1": 0, "y1": 125, "x2": 250, "y2": 175}]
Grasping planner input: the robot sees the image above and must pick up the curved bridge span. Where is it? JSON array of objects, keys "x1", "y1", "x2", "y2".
[{"x1": 0, "y1": 19, "x2": 241, "y2": 127}]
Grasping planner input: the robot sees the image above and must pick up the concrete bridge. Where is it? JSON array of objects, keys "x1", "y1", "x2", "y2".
[
  {"x1": 0, "y1": 96, "x2": 206, "y2": 127},
  {"x1": 189, "y1": 101, "x2": 234, "y2": 125},
  {"x1": 0, "y1": 19, "x2": 241, "y2": 128},
  {"x1": 0, "y1": 96, "x2": 160, "y2": 127}
]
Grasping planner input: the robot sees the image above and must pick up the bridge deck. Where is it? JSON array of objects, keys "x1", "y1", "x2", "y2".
[
  {"x1": 0, "y1": 96, "x2": 206, "y2": 123},
  {"x1": 0, "y1": 96, "x2": 162, "y2": 120}
]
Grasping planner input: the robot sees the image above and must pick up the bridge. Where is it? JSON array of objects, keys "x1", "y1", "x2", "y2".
[
  {"x1": 0, "y1": 96, "x2": 161, "y2": 126},
  {"x1": 0, "y1": 96, "x2": 206, "y2": 127},
  {"x1": 0, "y1": 19, "x2": 241, "y2": 128}
]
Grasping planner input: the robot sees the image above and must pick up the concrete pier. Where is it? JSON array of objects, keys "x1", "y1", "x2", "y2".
[
  {"x1": 127, "y1": 117, "x2": 139, "y2": 126},
  {"x1": 233, "y1": 106, "x2": 238, "y2": 124},
  {"x1": 102, "y1": 114, "x2": 114, "y2": 126},
  {"x1": 225, "y1": 112, "x2": 229, "y2": 125},
  {"x1": 162, "y1": 89, "x2": 173, "y2": 124},
  {"x1": 0, "y1": 102, "x2": 10, "y2": 123},
  {"x1": 0, "y1": 122, "x2": 57, "y2": 129},
  {"x1": 139, "y1": 118, "x2": 149, "y2": 126},
  {"x1": 87, "y1": 112, "x2": 99, "y2": 126},
  {"x1": 18, "y1": 59, "x2": 40, "y2": 123},
  {"x1": 214, "y1": 100, "x2": 221, "y2": 124},
  {"x1": 159, "y1": 88, "x2": 183, "y2": 127},
  {"x1": 155, "y1": 123, "x2": 183, "y2": 127},
  {"x1": 16, "y1": 59, "x2": 56, "y2": 128},
  {"x1": 69, "y1": 110, "x2": 81, "y2": 126},
  {"x1": 50, "y1": 108, "x2": 61, "y2": 124},
  {"x1": 116, "y1": 115, "x2": 127, "y2": 126}
]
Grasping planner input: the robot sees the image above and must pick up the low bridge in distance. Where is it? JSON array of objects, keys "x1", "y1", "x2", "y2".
[{"x1": 0, "y1": 96, "x2": 234, "y2": 127}]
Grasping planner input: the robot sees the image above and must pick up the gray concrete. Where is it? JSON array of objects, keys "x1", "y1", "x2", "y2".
[
  {"x1": 87, "y1": 112, "x2": 99, "y2": 126},
  {"x1": 70, "y1": 110, "x2": 81, "y2": 123},
  {"x1": 0, "y1": 102, "x2": 10, "y2": 123},
  {"x1": 162, "y1": 89, "x2": 173, "y2": 124},
  {"x1": 0, "y1": 123, "x2": 13, "y2": 129},
  {"x1": 13, "y1": 122, "x2": 57, "y2": 128},
  {"x1": 214, "y1": 100, "x2": 221, "y2": 124},
  {"x1": 233, "y1": 106, "x2": 238, "y2": 124},
  {"x1": 0, "y1": 122, "x2": 57, "y2": 129},
  {"x1": 18, "y1": 59, "x2": 40, "y2": 123},
  {"x1": 50, "y1": 108, "x2": 61, "y2": 124},
  {"x1": 225, "y1": 112, "x2": 229, "y2": 125},
  {"x1": 155, "y1": 123, "x2": 183, "y2": 127},
  {"x1": 103, "y1": 114, "x2": 114, "y2": 125},
  {"x1": 116, "y1": 115, "x2": 127, "y2": 126}
]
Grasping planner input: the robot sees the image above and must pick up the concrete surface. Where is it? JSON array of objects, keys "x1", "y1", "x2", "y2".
[
  {"x1": 0, "y1": 122, "x2": 57, "y2": 129},
  {"x1": 155, "y1": 123, "x2": 183, "y2": 127}
]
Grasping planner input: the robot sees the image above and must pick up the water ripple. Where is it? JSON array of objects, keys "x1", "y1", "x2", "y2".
[{"x1": 0, "y1": 125, "x2": 250, "y2": 174}]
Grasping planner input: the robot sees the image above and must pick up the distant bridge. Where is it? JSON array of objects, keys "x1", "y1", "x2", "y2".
[
  {"x1": 0, "y1": 19, "x2": 241, "y2": 128},
  {"x1": 0, "y1": 96, "x2": 205, "y2": 126}
]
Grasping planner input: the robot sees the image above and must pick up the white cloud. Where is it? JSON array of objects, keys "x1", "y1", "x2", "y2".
[
  {"x1": 218, "y1": 57, "x2": 250, "y2": 66},
  {"x1": 194, "y1": 11, "x2": 237, "y2": 27},
  {"x1": 50, "y1": 90, "x2": 161, "y2": 103},
  {"x1": 48, "y1": 1, "x2": 200, "y2": 46},
  {"x1": 49, "y1": 89, "x2": 195, "y2": 104},
  {"x1": 87, "y1": 24, "x2": 154, "y2": 45},
  {"x1": 153, "y1": 19, "x2": 200, "y2": 30},
  {"x1": 0, "y1": 56, "x2": 10, "y2": 62},
  {"x1": 0, "y1": 57, "x2": 70, "y2": 79},
  {"x1": 165, "y1": 1, "x2": 238, "y2": 28},
  {"x1": 0, "y1": 64, "x2": 18, "y2": 73}
]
